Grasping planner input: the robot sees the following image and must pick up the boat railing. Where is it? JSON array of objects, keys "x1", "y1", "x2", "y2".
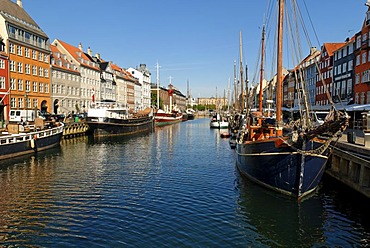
[{"x1": 0, "y1": 123, "x2": 64, "y2": 145}]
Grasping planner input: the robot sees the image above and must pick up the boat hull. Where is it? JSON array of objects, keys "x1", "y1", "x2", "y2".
[
  {"x1": 154, "y1": 113, "x2": 183, "y2": 127},
  {"x1": 236, "y1": 138, "x2": 328, "y2": 199},
  {"x1": 0, "y1": 124, "x2": 64, "y2": 160},
  {"x1": 87, "y1": 117, "x2": 154, "y2": 136}
]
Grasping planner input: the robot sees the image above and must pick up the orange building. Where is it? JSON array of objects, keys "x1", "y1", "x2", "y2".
[{"x1": 0, "y1": 0, "x2": 51, "y2": 117}]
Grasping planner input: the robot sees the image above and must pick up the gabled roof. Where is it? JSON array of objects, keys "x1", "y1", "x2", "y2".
[
  {"x1": 322, "y1": 42, "x2": 346, "y2": 57},
  {"x1": 54, "y1": 39, "x2": 100, "y2": 71},
  {"x1": 0, "y1": 0, "x2": 46, "y2": 37},
  {"x1": 50, "y1": 44, "x2": 80, "y2": 74}
]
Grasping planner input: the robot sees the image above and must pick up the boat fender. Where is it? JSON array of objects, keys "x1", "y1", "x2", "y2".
[{"x1": 30, "y1": 138, "x2": 35, "y2": 149}]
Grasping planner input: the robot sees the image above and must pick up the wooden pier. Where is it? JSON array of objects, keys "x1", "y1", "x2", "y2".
[
  {"x1": 327, "y1": 129, "x2": 370, "y2": 198},
  {"x1": 62, "y1": 121, "x2": 89, "y2": 139}
]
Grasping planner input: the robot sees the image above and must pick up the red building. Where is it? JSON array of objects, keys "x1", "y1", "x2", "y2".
[
  {"x1": 353, "y1": 5, "x2": 370, "y2": 104},
  {"x1": 316, "y1": 43, "x2": 345, "y2": 106},
  {"x1": 0, "y1": 37, "x2": 9, "y2": 126}
]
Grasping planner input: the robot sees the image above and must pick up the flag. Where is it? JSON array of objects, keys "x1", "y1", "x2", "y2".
[{"x1": 92, "y1": 88, "x2": 95, "y2": 103}]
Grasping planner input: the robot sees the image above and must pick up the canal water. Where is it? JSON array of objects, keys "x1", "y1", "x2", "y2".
[{"x1": 0, "y1": 118, "x2": 369, "y2": 247}]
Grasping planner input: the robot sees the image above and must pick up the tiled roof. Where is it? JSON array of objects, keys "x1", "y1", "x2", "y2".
[
  {"x1": 0, "y1": 0, "x2": 46, "y2": 37},
  {"x1": 50, "y1": 44, "x2": 80, "y2": 74},
  {"x1": 323, "y1": 42, "x2": 346, "y2": 56},
  {"x1": 54, "y1": 39, "x2": 100, "y2": 71}
]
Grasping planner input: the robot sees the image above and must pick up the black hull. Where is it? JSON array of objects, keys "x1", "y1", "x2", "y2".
[
  {"x1": 87, "y1": 117, "x2": 154, "y2": 137},
  {"x1": 0, "y1": 126, "x2": 63, "y2": 160},
  {"x1": 187, "y1": 114, "x2": 195, "y2": 120},
  {"x1": 236, "y1": 138, "x2": 328, "y2": 199}
]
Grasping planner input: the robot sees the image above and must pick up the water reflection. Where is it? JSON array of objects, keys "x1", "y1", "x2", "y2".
[{"x1": 235, "y1": 173, "x2": 325, "y2": 247}]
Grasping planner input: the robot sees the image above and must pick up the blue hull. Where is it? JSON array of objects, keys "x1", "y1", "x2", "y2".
[
  {"x1": 0, "y1": 125, "x2": 63, "y2": 160},
  {"x1": 236, "y1": 138, "x2": 328, "y2": 199}
]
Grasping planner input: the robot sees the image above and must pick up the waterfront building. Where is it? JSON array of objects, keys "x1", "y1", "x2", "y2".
[
  {"x1": 86, "y1": 51, "x2": 117, "y2": 104},
  {"x1": 50, "y1": 44, "x2": 81, "y2": 115},
  {"x1": 316, "y1": 43, "x2": 345, "y2": 106},
  {"x1": 123, "y1": 70, "x2": 137, "y2": 111},
  {"x1": 283, "y1": 70, "x2": 295, "y2": 109},
  {"x1": 0, "y1": 36, "x2": 9, "y2": 126},
  {"x1": 333, "y1": 38, "x2": 355, "y2": 105},
  {"x1": 111, "y1": 63, "x2": 128, "y2": 108},
  {"x1": 354, "y1": 4, "x2": 370, "y2": 104},
  {"x1": 0, "y1": 0, "x2": 52, "y2": 116},
  {"x1": 135, "y1": 64, "x2": 152, "y2": 109},
  {"x1": 52, "y1": 40, "x2": 100, "y2": 110},
  {"x1": 304, "y1": 48, "x2": 320, "y2": 107},
  {"x1": 127, "y1": 67, "x2": 145, "y2": 111}
]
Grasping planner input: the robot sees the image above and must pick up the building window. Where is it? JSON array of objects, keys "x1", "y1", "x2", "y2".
[
  {"x1": 39, "y1": 67, "x2": 43, "y2": 76},
  {"x1": 32, "y1": 65, "x2": 37, "y2": 75},
  {"x1": 10, "y1": 78, "x2": 16, "y2": 90},
  {"x1": 17, "y1": 62, "x2": 23, "y2": 73},
  {"x1": 44, "y1": 68, "x2": 49, "y2": 78},
  {"x1": 25, "y1": 64, "x2": 30, "y2": 74},
  {"x1": 356, "y1": 55, "x2": 360, "y2": 66},
  {"x1": 33, "y1": 99, "x2": 38, "y2": 108},
  {"x1": 17, "y1": 45, "x2": 22, "y2": 56},
  {"x1": 25, "y1": 80, "x2": 30, "y2": 92},
  {"x1": 10, "y1": 98, "x2": 16, "y2": 108},
  {"x1": 362, "y1": 52, "x2": 367, "y2": 64},
  {"x1": 9, "y1": 43, "x2": 15, "y2": 53},
  {"x1": 348, "y1": 60, "x2": 353, "y2": 71},
  {"x1": 0, "y1": 59, "x2": 4, "y2": 69},
  {"x1": 342, "y1": 62, "x2": 347, "y2": 73},
  {"x1": 39, "y1": 82, "x2": 43, "y2": 92},
  {"x1": 45, "y1": 83, "x2": 49, "y2": 93},
  {"x1": 356, "y1": 73, "x2": 360, "y2": 84},
  {"x1": 38, "y1": 52, "x2": 43, "y2": 61},
  {"x1": 18, "y1": 97, "x2": 24, "y2": 108},
  {"x1": 9, "y1": 61, "x2": 15, "y2": 71},
  {"x1": 357, "y1": 35, "x2": 362, "y2": 49},
  {"x1": 18, "y1": 79, "x2": 23, "y2": 91},
  {"x1": 0, "y1": 76, "x2": 5, "y2": 89},
  {"x1": 33, "y1": 82, "x2": 37, "y2": 92},
  {"x1": 25, "y1": 47, "x2": 30, "y2": 58},
  {"x1": 32, "y1": 50, "x2": 37, "y2": 60}
]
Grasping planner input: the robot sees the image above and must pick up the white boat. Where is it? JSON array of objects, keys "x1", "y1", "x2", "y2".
[{"x1": 87, "y1": 101, "x2": 154, "y2": 136}]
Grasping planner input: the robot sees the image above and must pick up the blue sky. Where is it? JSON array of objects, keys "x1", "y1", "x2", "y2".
[{"x1": 24, "y1": 0, "x2": 366, "y2": 98}]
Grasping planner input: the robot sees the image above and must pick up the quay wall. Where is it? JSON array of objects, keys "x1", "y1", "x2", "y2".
[{"x1": 327, "y1": 130, "x2": 370, "y2": 198}]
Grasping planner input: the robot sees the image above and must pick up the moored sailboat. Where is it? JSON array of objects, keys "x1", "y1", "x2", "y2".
[{"x1": 235, "y1": 1, "x2": 350, "y2": 200}]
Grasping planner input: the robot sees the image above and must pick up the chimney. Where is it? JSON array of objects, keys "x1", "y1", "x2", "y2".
[
  {"x1": 16, "y1": 0, "x2": 22, "y2": 8},
  {"x1": 78, "y1": 42, "x2": 83, "y2": 51},
  {"x1": 366, "y1": 0, "x2": 370, "y2": 7},
  {"x1": 87, "y1": 47, "x2": 92, "y2": 56},
  {"x1": 310, "y1": 47, "x2": 317, "y2": 55},
  {"x1": 95, "y1": 53, "x2": 100, "y2": 60}
]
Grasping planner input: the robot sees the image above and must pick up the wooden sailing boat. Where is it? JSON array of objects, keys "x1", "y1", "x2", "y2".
[{"x1": 235, "y1": 0, "x2": 349, "y2": 200}]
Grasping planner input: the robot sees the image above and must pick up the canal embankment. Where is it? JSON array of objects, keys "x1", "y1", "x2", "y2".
[{"x1": 328, "y1": 128, "x2": 370, "y2": 198}]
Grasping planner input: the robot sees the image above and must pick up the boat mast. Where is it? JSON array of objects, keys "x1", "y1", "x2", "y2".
[
  {"x1": 276, "y1": 0, "x2": 284, "y2": 136},
  {"x1": 259, "y1": 25, "x2": 265, "y2": 114},
  {"x1": 156, "y1": 61, "x2": 160, "y2": 109},
  {"x1": 233, "y1": 60, "x2": 238, "y2": 111},
  {"x1": 239, "y1": 31, "x2": 244, "y2": 112}
]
